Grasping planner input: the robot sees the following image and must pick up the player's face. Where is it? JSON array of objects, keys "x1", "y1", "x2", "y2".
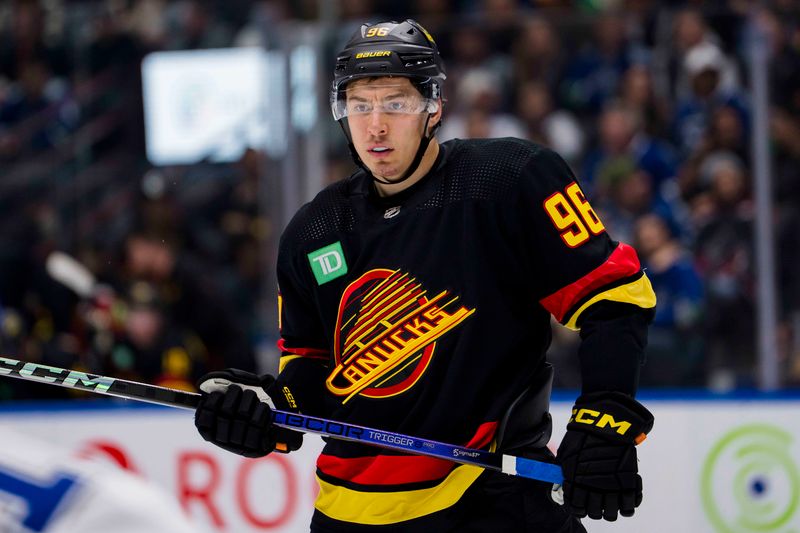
[{"x1": 346, "y1": 77, "x2": 440, "y2": 181}]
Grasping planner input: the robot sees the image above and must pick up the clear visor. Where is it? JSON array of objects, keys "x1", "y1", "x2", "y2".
[{"x1": 331, "y1": 82, "x2": 440, "y2": 121}]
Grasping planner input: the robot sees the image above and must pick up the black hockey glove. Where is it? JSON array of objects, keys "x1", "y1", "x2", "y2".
[
  {"x1": 556, "y1": 392, "x2": 654, "y2": 521},
  {"x1": 194, "y1": 369, "x2": 303, "y2": 458}
]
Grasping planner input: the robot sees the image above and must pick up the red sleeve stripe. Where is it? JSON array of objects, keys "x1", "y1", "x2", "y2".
[
  {"x1": 316, "y1": 422, "x2": 497, "y2": 486},
  {"x1": 276, "y1": 338, "x2": 329, "y2": 358},
  {"x1": 539, "y1": 242, "x2": 642, "y2": 323}
]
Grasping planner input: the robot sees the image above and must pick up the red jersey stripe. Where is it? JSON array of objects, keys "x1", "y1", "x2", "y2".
[
  {"x1": 277, "y1": 338, "x2": 329, "y2": 358},
  {"x1": 539, "y1": 242, "x2": 641, "y2": 323},
  {"x1": 317, "y1": 421, "x2": 498, "y2": 486}
]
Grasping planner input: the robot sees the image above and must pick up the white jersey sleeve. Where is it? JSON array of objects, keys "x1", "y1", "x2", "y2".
[{"x1": 0, "y1": 429, "x2": 199, "y2": 533}]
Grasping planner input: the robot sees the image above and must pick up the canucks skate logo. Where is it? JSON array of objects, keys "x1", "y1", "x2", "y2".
[{"x1": 327, "y1": 269, "x2": 475, "y2": 403}]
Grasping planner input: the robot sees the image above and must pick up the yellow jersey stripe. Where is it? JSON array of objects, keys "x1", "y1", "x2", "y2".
[{"x1": 314, "y1": 462, "x2": 484, "y2": 525}]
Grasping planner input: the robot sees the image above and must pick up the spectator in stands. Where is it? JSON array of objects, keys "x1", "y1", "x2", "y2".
[
  {"x1": 164, "y1": 1, "x2": 234, "y2": 50},
  {"x1": 583, "y1": 101, "x2": 678, "y2": 198},
  {"x1": 339, "y1": 0, "x2": 379, "y2": 22},
  {"x1": 0, "y1": 58, "x2": 78, "y2": 157},
  {"x1": 771, "y1": 109, "x2": 800, "y2": 366},
  {"x1": 618, "y1": 63, "x2": 671, "y2": 139},
  {"x1": 439, "y1": 68, "x2": 526, "y2": 140},
  {"x1": 635, "y1": 213, "x2": 704, "y2": 387},
  {"x1": 85, "y1": 4, "x2": 144, "y2": 76},
  {"x1": 678, "y1": 106, "x2": 749, "y2": 201},
  {"x1": 125, "y1": 0, "x2": 169, "y2": 49},
  {"x1": 445, "y1": 23, "x2": 513, "y2": 112},
  {"x1": 672, "y1": 41, "x2": 748, "y2": 155},
  {"x1": 757, "y1": 8, "x2": 800, "y2": 114},
  {"x1": 214, "y1": 148, "x2": 272, "y2": 343},
  {"x1": 233, "y1": 1, "x2": 292, "y2": 48},
  {"x1": 692, "y1": 152, "x2": 755, "y2": 389},
  {"x1": 123, "y1": 231, "x2": 257, "y2": 373},
  {"x1": 667, "y1": 8, "x2": 739, "y2": 101},
  {"x1": 83, "y1": 5, "x2": 148, "y2": 156},
  {"x1": 512, "y1": 17, "x2": 566, "y2": 96},
  {"x1": 410, "y1": 0, "x2": 452, "y2": 32},
  {"x1": 0, "y1": 0, "x2": 70, "y2": 81},
  {"x1": 516, "y1": 80, "x2": 583, "y2": 162},
  {"x1": 473, "y1": 0, "x2": 520, "y2": 54},
  {"x1": 593, "y1": 157, "x2": 680, "y2": 246},
  {"x1": 559, "y1": 12, "x2": 639, "y2": 115},
  {"x1": 771, "y1": 109, "x2": 800, "y2": 209},
  {"x1": 777, "y1": 204, "x2": 800, "y2": 384},
  {"x1": 111, "y1": 280, "x2": 208, "y2": 391}
]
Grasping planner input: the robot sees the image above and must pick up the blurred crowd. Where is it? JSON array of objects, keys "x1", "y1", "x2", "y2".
[{"x1": 0, "y1": 0, "x2": 799, "y2": 398}]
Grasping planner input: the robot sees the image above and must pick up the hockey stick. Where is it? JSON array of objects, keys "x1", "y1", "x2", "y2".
[
  {"x1": 0, "y1": 356, "x2": 563, "y2": 484},
  {"x1": 45, "y1": 251, "x2": 98, "y2": 299}
]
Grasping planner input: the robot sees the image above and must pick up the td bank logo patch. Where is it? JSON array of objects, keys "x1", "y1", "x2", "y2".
[{"x1": 308, "y1": 242, "x2": 348, "y2": 285}]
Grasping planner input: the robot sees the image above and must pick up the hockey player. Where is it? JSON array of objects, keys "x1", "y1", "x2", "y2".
[
  {"x1": 195, "y1": 19, "x2": 656, "y2": 532},
  {"x1": 0, "y1": 428, "x2": 197, "y2": 533}
]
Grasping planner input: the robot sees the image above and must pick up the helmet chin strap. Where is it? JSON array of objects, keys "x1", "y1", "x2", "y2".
[{"x1": 339, "y1": 114, "x2": 441, "y2": 186}]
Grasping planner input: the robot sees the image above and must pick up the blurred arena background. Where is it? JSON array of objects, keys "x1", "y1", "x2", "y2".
[{"x1": 0, "y1": 1, "x2": 799, "y2": 531}]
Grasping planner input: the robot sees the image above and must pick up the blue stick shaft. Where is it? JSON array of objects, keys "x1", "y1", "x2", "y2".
[
  {"x1": 0, "y1": 356, "x2": 563, "y2": 484},
  {"x1": 270, "y1": 410, "x2": 563, "y2": 484}
]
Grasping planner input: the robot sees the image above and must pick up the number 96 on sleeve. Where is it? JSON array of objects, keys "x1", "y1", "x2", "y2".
[{"x1": 543, "y1": 182, "x2": 605, "y2": 248}]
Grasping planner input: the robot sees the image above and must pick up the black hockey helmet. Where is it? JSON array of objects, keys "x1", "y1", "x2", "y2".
[
  {"x1": 331, "y1": 20, "x2": 446, "y2": 111},
  {"x1": 331, "y1": 20, "x2": 447, "y2": 184}
]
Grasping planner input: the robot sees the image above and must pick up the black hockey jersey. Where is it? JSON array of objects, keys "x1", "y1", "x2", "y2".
[{"x1": 275, "y1": 138, "x2": 656, "y2": 526}]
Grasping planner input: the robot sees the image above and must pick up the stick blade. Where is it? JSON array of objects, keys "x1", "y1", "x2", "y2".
[{"x1": 45, "y1": 251, "x2": 96, "y2": 298}]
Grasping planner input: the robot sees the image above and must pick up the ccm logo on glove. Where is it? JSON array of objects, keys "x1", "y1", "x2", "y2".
[{"x1": 569, "y1": 408, "x2": 646, "y2": 442}]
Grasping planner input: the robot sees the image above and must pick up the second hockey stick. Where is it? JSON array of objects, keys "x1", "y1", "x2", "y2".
[{"x1": 0, "y1": 356, "x2": 563, "y2": 484}]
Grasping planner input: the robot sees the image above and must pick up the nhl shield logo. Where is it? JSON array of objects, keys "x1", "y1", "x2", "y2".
[{"x1": 383, "y1": 206, "x2": 401, "y2": 219}]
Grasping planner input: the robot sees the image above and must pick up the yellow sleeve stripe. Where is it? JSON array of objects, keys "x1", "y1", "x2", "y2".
[
  {"x1": 563, "y1": 273, "x2": 657, "y2": 331},
  {"x1": 278, "y1": 354, "x2": 303, "y2": 373}
]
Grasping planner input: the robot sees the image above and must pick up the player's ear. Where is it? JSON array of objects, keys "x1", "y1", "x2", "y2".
[{"x1": 428, "y1": 99, "x2": 443, "y2": 133}]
